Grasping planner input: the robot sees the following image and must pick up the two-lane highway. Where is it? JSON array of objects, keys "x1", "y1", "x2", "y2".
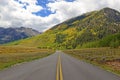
[{"x1": 0, "y1": 51, "x2": 120, "y2": 80}]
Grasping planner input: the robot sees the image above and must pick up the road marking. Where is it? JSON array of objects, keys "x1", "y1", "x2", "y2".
[
  {"x1": 56, "y1": 54, "x2": 63, "y2": 80},
  {"x1": 56, "y1": 56, "x2": 59, "y2": 80},
  {"x1": 59, "y1": 55, "x2": 63, "y2": 80}
]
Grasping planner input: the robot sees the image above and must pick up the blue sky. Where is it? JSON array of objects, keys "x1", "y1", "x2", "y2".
[
  {"x1": 35, "y1": 0, "x2": 75, "y2": 17},
  {"x1": 15, "y1": 0, "x2": 75, "y2": 17},
  {"x1": 34, "y1": 0, "x2": 75, "y2": 17},
  {"x1": 32, "y1": 0, "x2": 55, "y2": 17},
  {"x1": 0, "y1": 0, "x2": 120, "y2": 32}
]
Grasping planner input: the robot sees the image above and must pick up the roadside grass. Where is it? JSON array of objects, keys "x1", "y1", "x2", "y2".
[
  {"x1": 0, "y1": 46, "x2": 55, "y2": 70},
  {"x1": 63, "y1": 48, "x2": 120, "y2": 76}
]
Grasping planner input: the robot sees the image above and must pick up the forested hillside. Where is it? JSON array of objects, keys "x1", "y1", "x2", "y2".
[{"x1": 7, "y1": 8, "x2": 120, "y2": 49}]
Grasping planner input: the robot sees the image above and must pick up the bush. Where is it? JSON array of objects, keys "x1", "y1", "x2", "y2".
[{"x1": 110, "y1": 40, "x2": 119, "y2": 48}]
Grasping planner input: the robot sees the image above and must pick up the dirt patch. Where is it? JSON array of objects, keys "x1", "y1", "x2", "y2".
[{"x1": 106, "y1": 59, "x2": 120, "y2": 71}]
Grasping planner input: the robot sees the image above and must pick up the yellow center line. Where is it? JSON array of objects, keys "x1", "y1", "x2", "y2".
[
  {"x1": 56, "y1": 54, "x2": 63, "y2": 80},
  {"x1": 56, "y1": 56, "x2": 59, "y2": 80},
  {"x1": 59, "y1": 55, "x2": 63, "y2": 80}
]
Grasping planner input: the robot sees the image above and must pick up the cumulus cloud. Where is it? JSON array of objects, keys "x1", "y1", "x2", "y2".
[
  {"x1": 0, "y1": 0, "x2": 43, "y2": 29},
  {"x1": 0, "y1": 0, "x2": 120, "y2": 32},
  {"x1": 47, "y1": 0, "x2": 120, "y2": 20}
]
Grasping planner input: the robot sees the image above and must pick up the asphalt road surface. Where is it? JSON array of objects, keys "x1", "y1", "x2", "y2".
[{"x1": 0, "y1": 51, "x2": 120, "y2": 80}]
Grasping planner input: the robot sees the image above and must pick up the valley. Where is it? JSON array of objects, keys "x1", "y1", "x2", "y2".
[{"x1": 0, "y1": 7, "x2": 120, "y2": 80}]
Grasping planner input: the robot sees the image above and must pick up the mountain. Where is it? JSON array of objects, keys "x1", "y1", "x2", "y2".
[
  {"x1": 7, "y1": 7, "x2": 120, "y2": 49},
  {"x1": 0, "y1": 27, "x2": 40, "y2": 44}
]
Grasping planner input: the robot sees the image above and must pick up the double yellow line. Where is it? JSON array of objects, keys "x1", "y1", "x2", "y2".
[{"x1": 56, "y1": 54, "x2": 63, "y2": 80}]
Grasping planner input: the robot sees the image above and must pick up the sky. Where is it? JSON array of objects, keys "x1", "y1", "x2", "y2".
[{"x1": 0, "y1": 0, "x2": 120, "y2": 32}]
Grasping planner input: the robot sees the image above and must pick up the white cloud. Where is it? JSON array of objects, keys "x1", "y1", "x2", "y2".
[
  {"x1": 18, "y1": 0, "x2": 43, "y2": 12},
  {"x1": 47, "y1": 0, "x2": 120, "y2": 20},
  {"x1": 0, "y1": 0, "x2": 120, "y2": 32},
  {"x1": 0, "y1": 0, "x2": 43, "y2": 30}
]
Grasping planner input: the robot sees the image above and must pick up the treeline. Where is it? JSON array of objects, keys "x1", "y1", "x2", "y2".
[{"x1": 80, "y1": 33, "x2": 120, "y2": 48}]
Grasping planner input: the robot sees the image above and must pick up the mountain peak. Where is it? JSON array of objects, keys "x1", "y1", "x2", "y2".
[
  {"x1": 100, "y1": 7, "x2": 119, "y2": 13},
  {"x1": 100, "y1": 7, "x2": 120, "y2": 22},
  {"x1": 102, "y1": 7, "x2": 114, "y2": 11},
  {"x1": 0, "y1": 27, "x2": 40, "y2": 44}
]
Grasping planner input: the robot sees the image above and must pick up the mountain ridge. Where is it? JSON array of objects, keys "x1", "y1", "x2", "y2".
[
  {"x1": 6, "y1": 7, "x2": 120, "y2": 49},
  {"x1": 49, "y1": 7, "x2": 120, "y2": 31},
  {"x1": 0, "y1": 27, "x2": 40, "y2": 44}
]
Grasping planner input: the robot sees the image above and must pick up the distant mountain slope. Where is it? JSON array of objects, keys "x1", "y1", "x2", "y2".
[
  {"x1": 0, "y1": 27, "x2": 40, "y2": 44},
  {"x1": 7, "y1": 8, "x2": 120, "y2": 49}
]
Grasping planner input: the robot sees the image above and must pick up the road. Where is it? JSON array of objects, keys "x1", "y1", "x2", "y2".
[{"x1": 0, "y1": 51, "x2": 120, "y2": 80}]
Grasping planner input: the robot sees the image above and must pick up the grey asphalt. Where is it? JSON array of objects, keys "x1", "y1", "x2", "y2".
[
  {"x1": 60, "y1": 51, "x2": 120, "y2": 80},
  {"x1": 0, "y1": 51, "x2": 120, "y2": 80},
  {"x1": 0, "y1": 53, "x2": 58, "y2": 80}
]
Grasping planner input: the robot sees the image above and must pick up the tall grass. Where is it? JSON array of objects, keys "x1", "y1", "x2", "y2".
[
  {"x1": 64, "y1": 48, "x2": 120, "y2": 75},
  {"x1": 0, "y1": 46, "x2": 54, "y2": 70}
]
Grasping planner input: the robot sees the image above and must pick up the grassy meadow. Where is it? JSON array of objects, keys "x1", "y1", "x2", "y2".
[
  {"x1": 0, "y1": 46, "x2": 55, "y2": 70},
  {"x1": 63, "y1": 47, "x2": 120, "y2": 75}
]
